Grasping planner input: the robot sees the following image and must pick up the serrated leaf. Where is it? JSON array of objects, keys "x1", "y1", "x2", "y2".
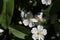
[{"x1": 9, "y1": 27, "x2": 26, "y2": 39}]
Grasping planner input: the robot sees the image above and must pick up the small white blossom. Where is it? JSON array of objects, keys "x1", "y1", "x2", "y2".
[
  {"x1": 23, "y1": 12, "x2": 38, "y2": 27},
  {"x1": 19, "y1": 21, "x2": 22, "y2": 24},
  {"x1": 29, "y1": 0, "x2": 33, "y2": 3},
  {"x1": 21, "y1": 11, "x2": 25, "y2": 18},
  {"x1": 37, "y1": 12, "x2": 46, "y2": 22},
  {"x1": 18, "y1": 7, "x2": 21, "y2": 11},
  {"x1": 31, "y1": 25, "x2": 47, "y2": 40},
  {"x1": 0, "y1": 29, "x2": 4, "y2": 33},
  {"x1": 23, "y1": 18, "x2": 38, "y2": 27},
  {"x1": 41, "y1": 0, "x2": 52, "y2": 5},
  {"x1": 56, "y1": 33, "x2": 60, "y2": 37}
]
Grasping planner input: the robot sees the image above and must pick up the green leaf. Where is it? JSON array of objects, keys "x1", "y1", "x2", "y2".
[
  {"x1": 42, "y1": 5, "x2": 52, "y2": 20},
  {"x1": 10, "y1": 25, "x2": 30, "y2": 35},
  {"x1": 6, "y1": 0, "x2": 14, "y2": 24},
  {"x1": 9, "y1": 27, "x2": 26, "y2": 39},
  {"x1": 0, "y1": 0, "x2": 7, "y2": 29},
  {"x1": 0, "y1": 0, "x2": 14, "y2": 29}
]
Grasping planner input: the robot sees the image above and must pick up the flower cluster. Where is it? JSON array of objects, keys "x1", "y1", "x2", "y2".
[
  {"x1": 41, "y1": 0, "x2": 52, "y2": 5},
  {"x1": 19, "y1": 0, "x2": 52, "y2": 40},
  {"x1": 19, "y1": 11, "x2": 47, "y2": 40},
  {"x1": 20, "y1": 11, "x2": 45, "y2": 27}
]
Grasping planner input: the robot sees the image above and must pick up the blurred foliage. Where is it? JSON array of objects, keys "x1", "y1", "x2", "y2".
[
  {"x1": 0, "y1": 0, "x2": 14, "y2": 29},
  {"x1": 0, "y1": 0, "x2": 60, "y2": 40}
]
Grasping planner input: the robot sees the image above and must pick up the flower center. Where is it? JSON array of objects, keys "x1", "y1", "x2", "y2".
[
  {"x1": 38, "y1": 17, "x2": 43, "y2": 22},
  {"x1": 28, "y1": 18, "x2": 32, "y2": 22},
  {"x1": 37, "y1": 31, "x2": 41, "y2": 35}
]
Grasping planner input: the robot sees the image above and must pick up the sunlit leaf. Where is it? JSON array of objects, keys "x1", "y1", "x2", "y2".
[{"x1": 9, "y1": 27, "x2": 26, "y2": 39}]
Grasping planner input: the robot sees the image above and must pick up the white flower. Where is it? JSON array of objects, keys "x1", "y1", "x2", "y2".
[
  {"x1": 21, "y1": 11, "x2": 25, "y2": 18},
  {"x1": 41, "y1": 0, "x2": 52, "y2": 5},
  {"x1": 23, "y1": 18, "x2": 38, "y2": 27},
  {"x1": 23, "y1": 12, "x2": 38, "y2": 27},
  {"x1": 37, "y1": 12, "x2": 45, "y2": 22},
  {"x1": 18, "y1": 8, "x2": 25, "y2": 18},
  {"x1": 19, "y1": 21, "x2": 22, "y2": 24},
  {"x1": 0, "y1": 29, "x2": 4, "y2": 33},
  {"x1": 31, "y1": 25, "x2": 47, "y2": 40}
]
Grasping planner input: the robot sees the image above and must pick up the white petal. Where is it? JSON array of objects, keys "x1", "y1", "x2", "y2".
[
  {"x1": 29, "y1": 22, "x2": 33, "y2": 27},
  {"x1": 41, "y1": 0, "x2": 46, "y2": 4},
  {"x1": 42, "y1": 29, "x2": 47, "y2": 35},
  {"x1": 40, "y1": 12, "x2": 43, "y2": 17},
  {"x1": 37, "y1": 12, "x2": 43, "y2": 18},
  {"x1": 21, "y1": 11, "x2": 25, "y2": 17},
  {"x1": 18, "y1": 7, "x2": 21, "y2": 11},
  {"x1": 27, "y1": 12, "x2": 30, "y2": 14},
  {"x1": 0, "y1": 29, "x2": 4, "y2": 33},
  {"x1": 39, "y1": 37, "x2": 44, "y2": 40},
  {"x1": 47, "y1": 0, "x2": 51, "y2": 5},
  {"x1": 25, "y1": 14, "x2": 27, "y2": 18},
  {"x1": 41, "y1": 0, "x2": 51, "y2": 5},
  {"x1": 32, "y1": 34, "x2": 38, "y2": 40},
  {"x1": 37, "y1": 14, "x2": 40, "y2": 17},
  {"x1": 31, "y1": 28, "x2": 37, "y2": 34},
  {"x1": 23, "y1": 19, "x2": 29, "y2": 26},
  {"x1": 37, "y1": 25, "x2": 43, "y2": 30},
  {"x1": 31, "y1": 18, "x2": 38, "y2": 22},
  {"x1": 39, "y1": 35, "x2": 44, "y2": 40},
  {"x1": 19, "y1": 21, "x2": 22, "y2": 24},
  {"x1": 41, "y1": 38, "x2": 44, "y2": 40}
]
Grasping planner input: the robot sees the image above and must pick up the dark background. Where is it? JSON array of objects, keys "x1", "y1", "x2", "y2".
[{"x1": 0, "y1": 0, "x2": 60, "y2": 40}]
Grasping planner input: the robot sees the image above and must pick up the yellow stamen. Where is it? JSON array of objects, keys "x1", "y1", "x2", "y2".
[
  {"x1": 28, "y1": 18, "x2": 32, "y2": 22},
  {"x1": 38, "y1": 17, "x2": 43, "y2": 22},
  {"x1": 37, "y1": 31, "x2": 41, "y2": 35}
]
